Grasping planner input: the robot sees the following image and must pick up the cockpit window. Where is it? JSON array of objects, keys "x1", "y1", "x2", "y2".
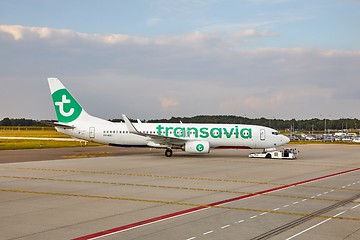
[{"x1": 272, "y1": 131, "x2": 279, "y2": 135}]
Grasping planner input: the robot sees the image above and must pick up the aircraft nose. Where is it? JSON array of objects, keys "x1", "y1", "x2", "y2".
[{"x1": 283, "y1": 135, "x2": 290, "y2": 144}]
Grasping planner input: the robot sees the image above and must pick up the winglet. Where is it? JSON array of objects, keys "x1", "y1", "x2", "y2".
[{"x1": 122, "y1": 114, "x2": 139, "y2": 134}]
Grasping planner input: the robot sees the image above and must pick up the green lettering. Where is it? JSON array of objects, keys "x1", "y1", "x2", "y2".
[
  {"x1": 223, "y1": 127, "x2": 234, "y2": 138},
  {"x1": 158, "y1": 125, "x2": 251, "y2": 139},
  {"x1": 187, "y1": 127, "x2": 198, "y2": 138},
  {"x1": 199, "y1": 127, "x2": 209, "y2": 138},
  {"x1": 156, "y1": 125, "x2": 164, "y2": 136},
  {"x1": 174, "y1": 127, "x2": 185, "y2": 138},
  {"x1": 240, "y1": 128, "x2": 252, "y2": 139},
  {"x1": 165, "y1": 127, "x2": 173, "y2": 137},
  {"x1": 210, "y1": 128, "x2": 222, "y2": 138}
]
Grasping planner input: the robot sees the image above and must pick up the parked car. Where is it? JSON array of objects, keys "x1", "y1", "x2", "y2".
[{"x1": 323, "y1": 137, "x2": 335, "y2": 142}]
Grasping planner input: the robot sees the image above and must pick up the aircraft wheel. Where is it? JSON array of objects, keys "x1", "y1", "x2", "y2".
[
  {"x1": 265, "y1": 153, "x2": 272, "y2": 159},
  {"x1": 165, "y1": 148, "x2": 173, "y2": 157}
]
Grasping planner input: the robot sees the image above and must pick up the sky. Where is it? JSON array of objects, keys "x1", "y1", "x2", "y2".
[{"x1": 0, "y1": 0, "x2": 360, "y2": 121}]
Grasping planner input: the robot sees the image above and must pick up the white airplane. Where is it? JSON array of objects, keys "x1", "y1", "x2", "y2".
[{"x1": 48, "y1": 78, "x2": 290, "y2": 157}]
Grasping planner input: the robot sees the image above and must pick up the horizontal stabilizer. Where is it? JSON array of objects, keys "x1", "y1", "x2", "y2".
[{"x1": 41, "y1": 120, "x2": 75, "y2": 129}]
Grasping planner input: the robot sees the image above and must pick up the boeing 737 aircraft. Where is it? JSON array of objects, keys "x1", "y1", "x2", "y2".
[{"x1": 48, "y1": 78, "x2": 290, "y2": 157}]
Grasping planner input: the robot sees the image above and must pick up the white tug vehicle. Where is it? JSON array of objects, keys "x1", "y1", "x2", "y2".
[{"x1": 249, "y1": 148, "x2": 298, "y2": 159}]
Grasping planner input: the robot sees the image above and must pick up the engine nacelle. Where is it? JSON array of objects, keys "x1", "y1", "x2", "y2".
[{"x1": 183, "y1": 141, "x2": 210, "y2": 154}]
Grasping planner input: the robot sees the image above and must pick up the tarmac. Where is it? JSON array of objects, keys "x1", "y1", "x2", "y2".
[{"x1": 0, "y1": 144, "x2": 359, "y2": 240}]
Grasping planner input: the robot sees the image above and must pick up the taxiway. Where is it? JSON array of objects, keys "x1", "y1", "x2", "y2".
[{"x1": 0, "y1": 144, "x2": 359, "y2": 240}]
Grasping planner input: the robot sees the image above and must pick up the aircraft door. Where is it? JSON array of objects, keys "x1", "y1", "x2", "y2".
[
  {"x1": 260, "y1": 129, "x2": 265, "y2": 141},
  {"x1": 89, "y1": 127, "x2": 95, "y2": 138}
]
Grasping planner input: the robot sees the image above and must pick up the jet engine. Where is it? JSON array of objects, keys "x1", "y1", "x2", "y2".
[{"x1": 183, "y1": 141, "x2": 210, "y2": 154}]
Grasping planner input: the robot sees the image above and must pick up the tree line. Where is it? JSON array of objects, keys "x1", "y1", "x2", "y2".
[
  {"x1": 147, "y1": 115, "x2": 360, "y2": 132},
  {"x1": 1, "y1": 116, "x2": 359, "y2": 131},
  {"x1": 0, "y1": 118, "x2": 44, "y2": 126}
]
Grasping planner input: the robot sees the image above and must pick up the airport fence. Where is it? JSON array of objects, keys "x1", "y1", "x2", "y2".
[{"x1": 0, "y1": 126, "x2": 54, "y2": 131}]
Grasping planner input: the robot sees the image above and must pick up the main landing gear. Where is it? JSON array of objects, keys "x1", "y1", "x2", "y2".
[{"x1": 165, "y1": 148, "x2": 173, "y2": 157}]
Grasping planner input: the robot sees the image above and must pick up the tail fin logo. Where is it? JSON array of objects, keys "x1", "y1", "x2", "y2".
[
  {"x1": 55, "y1": 95, "x2": 74, "y2": 117},
  {"x1": 52, "y1": 89, "x2": 82, "y2": 122}
]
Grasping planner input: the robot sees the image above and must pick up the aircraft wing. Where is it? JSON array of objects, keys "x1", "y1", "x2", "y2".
[{"x1": 122, "y1": 114, "x2": 187, "y2": 147}]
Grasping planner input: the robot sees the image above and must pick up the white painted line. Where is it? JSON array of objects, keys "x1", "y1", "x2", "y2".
[
  {"x1": 331, "y1": 189, "x2": 335, "y2": 192},
  {"x1": 76, "y1": 168, "x2": 360, "y2": 240},
  {"x1": 347, "y1": 184, "x2": 352, "y2": 187},
  {"x1": 336, "y1": 211, "x2": 346, "y2": 215},
  {"x1": 186, "y1": 237, "x2": 196, "y2": 240},
  {"x1": 351, "y1": 204, "x2": 360, "y2": 209},
  {"x1": 250, "y1": 215, "x2": 257, "y2": 219},
  {"x1": 260, "y1": 212, "x2": 268, "y2": 216},
  {"x1": 342, "y1": 186, "x2": 346, "y2": 188},
  {"x1": 283, "y1": 205, "x2": 289, "y2": 208},
  {"x1": 285, "y1": 211, "x2": 346, "y2": 240},
  {"x1": 310, "y1": 196, "x2": 315, "y2": 198},
  {"x1": 221, "y1": 225, "x2": 230, "y2": 229},
  {"x1": 85, "y1": 206, "x2": 210, "y2": 240},
  {"x1": 237, "y1": 220, "x2": 244, "y2": 223},
  {"x1": 302, "y1": 199, "x2": 307, "y2": 202},
  {"x1": 293, "y1": 202, "x2": 299, "y2": 205},
  {"x1": 316, "y1": 194, "x2": 322, "y2": 197},
  {"x1": 273, "y1": 208, "x2": 280, "y2": 211},
  {"x1": 324, "y1": 192, "x2": 328, "y2": 194},
  {"x1": 203, "y1": 230, "x2": 214, "y2": 235}
]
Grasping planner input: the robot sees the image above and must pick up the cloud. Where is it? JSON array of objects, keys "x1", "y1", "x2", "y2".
[
  {"x1": 0, "y1": 24, "x2": 147, "y2": 44},
  {"x1": 159, "y1": 97, "x2": 180, "y2": 111},
  {"x1": 0, "y1": 25, "x2": 220, "y2": 47},
  {"x1": 233, "y1": 29, "x2": 278, "y2": 38},
  {"x1": 0, "y1": 24, "x2": 359, "y2": 120},
  {"x1": 0, "y1": 25, "x2": 53, "y2": 40},
  {"x1": 243, "y1": 92, "x2": 285, "y2": 109}
]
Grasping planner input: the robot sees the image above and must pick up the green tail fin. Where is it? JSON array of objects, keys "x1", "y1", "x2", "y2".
[{"x1": 48, "y1": 78, "x2": 83, "y2": 123}]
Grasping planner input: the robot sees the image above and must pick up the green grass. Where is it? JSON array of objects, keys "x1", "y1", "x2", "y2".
[
  {"x1": 0, "y1": 127, "x2": 101, "y2": 150},
  {"x1": 0, "y1": 139, "x2": 101, "y2": 150},
  {"x1": 0, "y1": 127, "x2": 68, "y2": 138}
]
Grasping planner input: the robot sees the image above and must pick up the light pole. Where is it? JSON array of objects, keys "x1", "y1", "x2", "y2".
[
  {"x1": 321, "y1": 115, "x2": 331, "y2": 134},
  {"x1": 320, "y1": 115, "x2": 326, "y2": 134},
  {"x1": 324, "y1": 118, "x2": 327, "y2": 134}
]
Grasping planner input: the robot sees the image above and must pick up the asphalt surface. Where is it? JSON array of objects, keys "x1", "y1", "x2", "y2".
[
  {"x1": 0, "y1": 144, "x2": 359, "y2": 240},
  {"x1": 0, "y1": 146, "x2": 161, "y2": 163}
]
